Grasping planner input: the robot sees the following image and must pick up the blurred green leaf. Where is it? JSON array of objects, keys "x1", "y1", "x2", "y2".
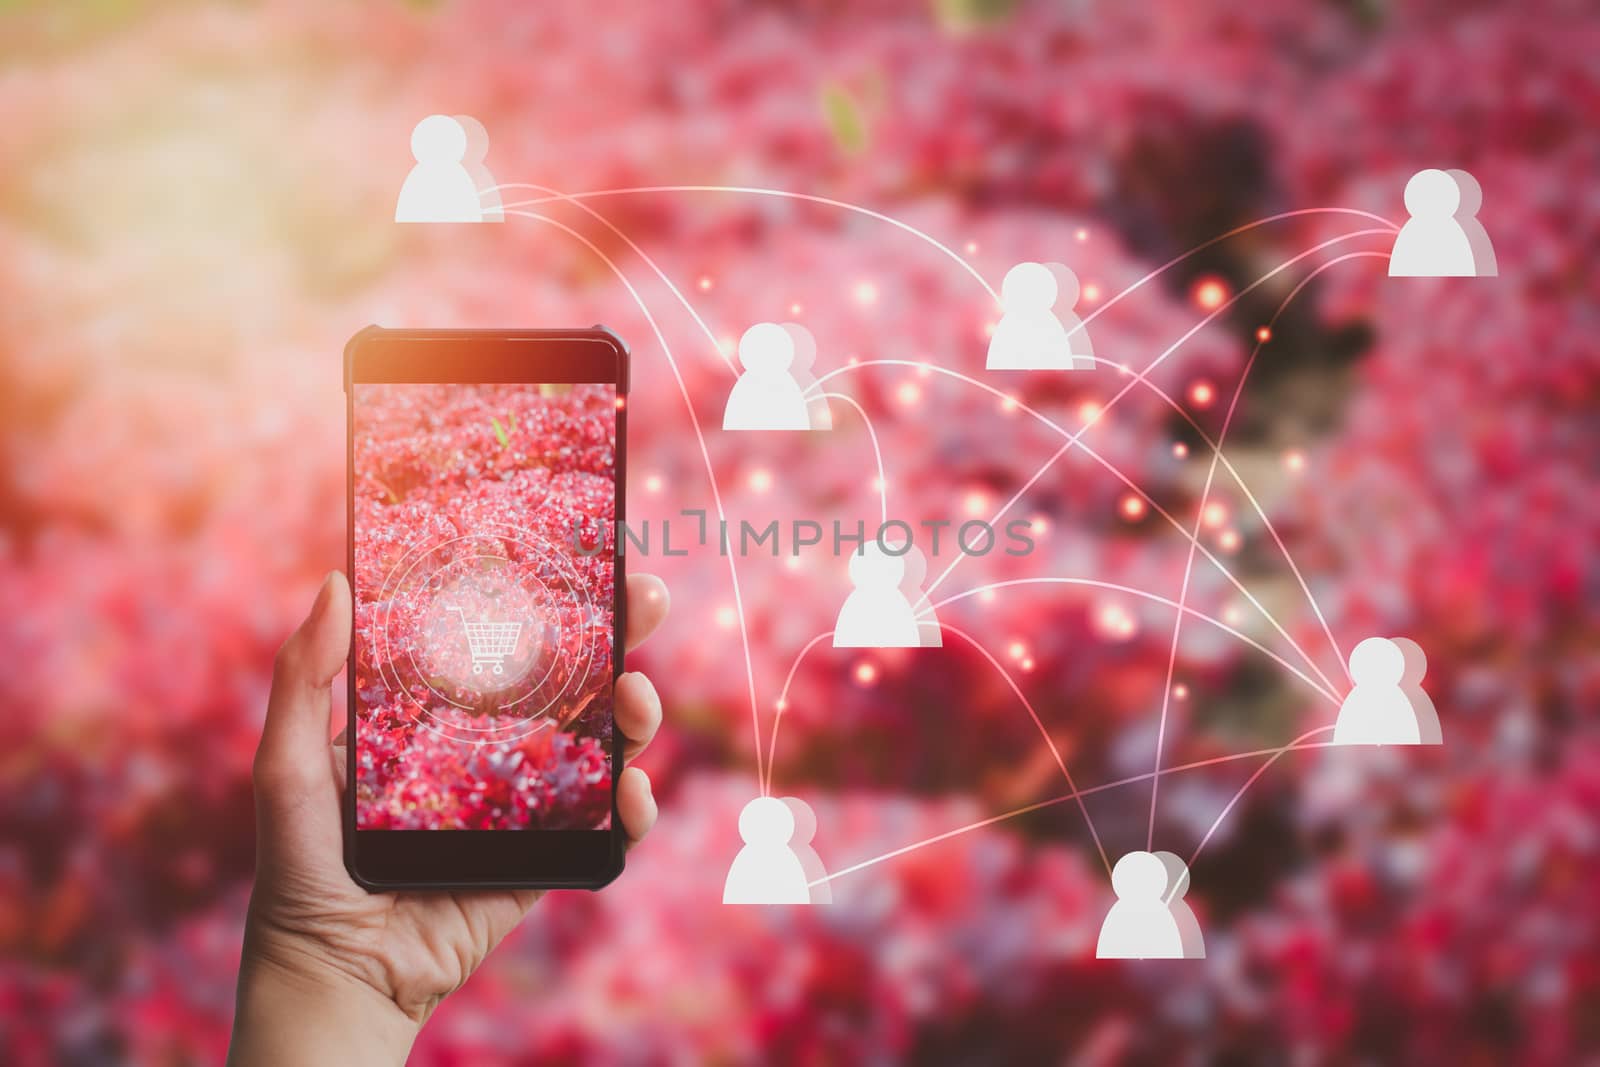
[
  {"x1": 821, "y1": 81, "x2": 869, "y2": 155},
  {"x1": 491, "y1": 415, "x2": 509, "y2": 448},
  {"x1": 930, "y1": 0, "x2": 1018, "y2": 33}
]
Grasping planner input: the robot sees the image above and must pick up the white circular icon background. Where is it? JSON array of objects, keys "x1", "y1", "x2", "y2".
[{"x1": 371, "y1": 524, "x2": 605, "y2": 746}]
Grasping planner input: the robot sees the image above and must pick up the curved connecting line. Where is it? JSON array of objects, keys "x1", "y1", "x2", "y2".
[
  {"x1": 925, "y1": 579, "x2": 1341, "y2": 707},
  {"x1": 504, "y1": 209, "x2": 768, "y2": 792},
  {"x1": 812, "y1": 726, "x2": 1338, "y2": 888},
  {"x1": 496, "y1": 182, "x2": 738, "y2": 376},
  {"x1": 1146, "y1": 251, "x2": 1389, "y2": 848},
  {"x1": 495, "y1": 183, "x2": 999, "y2": 301}
]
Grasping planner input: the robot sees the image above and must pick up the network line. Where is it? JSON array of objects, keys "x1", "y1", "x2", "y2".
[
  {"x1": 811, "y1": 729, "x2": 1339, "y2": 888},
  {"x1": 941, "y1": 622, "x2": 1110, "y2": 876},
  {"x1": 818, "y1": 392, "x2": 888, "y2": 525},
  {"x1": 494, "y1": 184, "x2": 1000, "y2": 302},
  {"x1": 806, "y1": 334, "x2": 1362, "y2": 694},
  {"x1": 916, "y1": 228, "x2": 1394, "y2": 605},
  {"x1": 1187, "y1": 725, "x2": 1337, "y2": 871},
  {"x1": 503, "y1": 208, "x2": 768, "y2": 793},
  {"x1": 1147, "y1": 251, "x2": 1391, "y2": 850},
  {"x1": 807, "y1": 351, "x2": 1345, "y2": 678},
  {"x1": 494, "y1": 182, "x2": 739, "y2": 376},
  {"x1": 924, "y1": 580, "x2": 1341, "y2": 707}
]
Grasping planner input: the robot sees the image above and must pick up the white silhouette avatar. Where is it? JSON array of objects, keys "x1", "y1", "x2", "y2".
[
  {"x1": 894, "y1": 541, "x2": 942, "y2": 648},
  {"x1": 722, "y1": 323, "x2": 811, "y2": 431},
  {"x1": 783, "y1": 323, "x2": 833, "y2": 430},
  {"x1": 454, "y1": 115, "x2": 503, "y2": 222},
  {"x1": 1044, "y1": 262, "x2": 1094, "y2": 370},
  {"x1": 723, "y1": 796, "x2": 811, "y2": 904},
  {"x1": 782, "y1": 797, "x2": 831, "y2": 904},
  {"x1": 1391, "y1": 636, "x2": 1443, "y2": 745},
  {"x1": 395, "y1": 115, "x2": 495, "y2": 224},
  {"x1": 1096, "y1": 851, "x2": 1185, "y2": 959},
  {"x1": 1333, "y1": 637, "x2": 1435, "y2": 745},
  {"x1": 1154, "y1": 850, "x2": 1206, "y2": 959},
  {"x1": 1446, "y1": 169, "x2": 1497, "y2": 277},
  {"x1": 986, "y1": 262, "x2": 1075, "y2": 370},
  {"x1": 833, "y1": 542, "x2": 921, "y2": 648},
  {"x1": 1389, "y1": 169, "x2": 1478, "y2": 276}
]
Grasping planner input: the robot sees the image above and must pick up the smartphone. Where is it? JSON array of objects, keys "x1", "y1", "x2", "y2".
[{"x1": 343, "y1": 326, "x2": 628, "y2": 889}]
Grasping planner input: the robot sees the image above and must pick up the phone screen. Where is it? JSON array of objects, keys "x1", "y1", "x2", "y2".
[{"x1": 351, "y1": 381, "x2": 616, "y2": 832}]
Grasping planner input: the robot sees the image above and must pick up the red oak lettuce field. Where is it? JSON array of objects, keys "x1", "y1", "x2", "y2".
[{"x1": 0, "y1": 1, "x2": 1596, "y2": 1064}]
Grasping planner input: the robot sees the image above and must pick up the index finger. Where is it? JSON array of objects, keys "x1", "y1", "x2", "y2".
[{"x1": 624, "y1": 574, "x2": 668, "y2": 651}]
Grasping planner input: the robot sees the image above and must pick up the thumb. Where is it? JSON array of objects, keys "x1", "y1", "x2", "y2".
[{"x1": 255, "y1": 572, "x2": 351, "y2": 820}]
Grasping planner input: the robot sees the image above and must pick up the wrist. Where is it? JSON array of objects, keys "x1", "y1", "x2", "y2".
[{"x1": 230, "y1": 945, "x2": 419, "y2": 1067}]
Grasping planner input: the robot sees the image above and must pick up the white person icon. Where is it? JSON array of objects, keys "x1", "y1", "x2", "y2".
[
  {"x1": 722, "y1": 323, "x2": 812, "y2": 431},
  {"x1": 722, "y1": 796, "x2": 812, "y2": 904},
  {"x1": 986, "y1": 262, "x2": 1075, "y2": 370},
  {"x1": 1154, "y1": 850, "x2": 1206, "y2": 959},
  {"x1": 782, "y1": 796, "x2": 830, "y2": 904},
  {"x1": 1095, "y1": 850, "x2": 1185, "y2": 959},
  {"x1": 783, "y1": 322, "x2": 833, "y2": 430},
  {"x1": 1332, "y1": 636, "x2": 1441, "y2": 745},
  {"x1": 1043, "y1": 261, "x2": 1094, "y2": 369},
  {"x1": 832, "y1": 541, "x2": 921, "y2": 648},
  {"x1": 395, "y1": 115, "x2": 499, "y2": 224},
  {"x1": 1389, "y1": 168, "x2": 1491, "y2": 277}
]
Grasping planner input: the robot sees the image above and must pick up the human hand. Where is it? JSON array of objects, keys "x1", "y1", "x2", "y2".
[{"x1": 228, "y1": 571, "x2": 668, "y2": 1066}]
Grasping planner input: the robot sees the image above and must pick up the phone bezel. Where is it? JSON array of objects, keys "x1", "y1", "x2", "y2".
[{"x1": 343, "y1": 326, "x2": 629, "y2": 890}]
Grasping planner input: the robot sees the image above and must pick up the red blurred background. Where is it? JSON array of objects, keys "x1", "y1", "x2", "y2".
[{"x1": 1, "y1": 1, "x2": 1596, "y2": 1063}]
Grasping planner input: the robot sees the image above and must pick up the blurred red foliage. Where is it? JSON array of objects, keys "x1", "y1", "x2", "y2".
[{"x1": 0, "y1": 0, "x2": 1596, "y2": 1063}]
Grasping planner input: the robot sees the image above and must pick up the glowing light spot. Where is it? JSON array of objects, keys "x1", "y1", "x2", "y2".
[
  {"x1": 847, "y1": 355, "x2": 861, "y2": 366},
  {"x1": 1189, "y1": 380, "x2": 1216, "y2": 408},
  {"x1": 748, "y1": 468, "x2": 773, "y2": 493},
  {"x1": 1256, "y1": 326, "x2": 1272, "y2": 343},
  {"x1": 1021, "y1": 658, "x2": 1036, "y2": 672},
  {"x1": 1192, "y1": 276, "x2": 1229, "y2": 311},
  {"x1": 979, "y1": 589, "x2": 997, "y2": 604},
  {"x1": 1030, "y1": 515, "x2": 1049, "y2": 535},
  {"x1": 790, "y1": 302, "x2": 804, "y2": 316},
  {"x1": 783, "y1": 554, "x2": 802, "y2": 571},
  {"x1": 698, "y1": 275, "x2": 714, "y2": 291},
  {"x1": 1174, "y1": 683, "x2": 1189, "y2": 700},
  {"x1": 1009, "y1": 640, "x2": 1026, "y2": 660},
  {"x1": 1082, "y1": 283, "x2": 1101, "y2": 303},
  {"x1": 720, "y1": 335, "x2": 737, "y2": 358},
  {"x1": 896, "y1": 382, "x2": 922, "y2": 406},
  {"x1": 614, "y1": 396, "x2": 627, "y2": 410},
  {"x1": 853, "y1": 280, "x2": 879, "y2": 306},
  {"x1": 1075, "y1": 227, "x2": 1089, "y2": 242},
  {"x1": 775, "y1": 698, "x2": 787, "y2": 711},
  {"x1": 965, "y1": 240, "x2": 980, "y2": 254},
  {"x1": 983, "y1": 320, "x2": 998, "y2": 338},
  {"x1": 1000, "y1": 394, "x2": 1019, "y2": 414},
  {"x1": 1095, "y1": 602, "x2": 1138, "y2": 641},
  {"x1": 1223, "y1": 604, "x2": 1244, "y2": 626},
  {"x1": 644, "y1": 474, "x2": 664, "y2": 494},
  {"x1": 871, "y1": 476, "x2": 888, "y2": 493},
  {"x1": 916, "y1": 362, "x2": 932, "y2": 378},
  {"x1": 1285, "y1": 449, "x2": 1306, "y2": 473},
  {"x1": 854, "y1": 661, "x2": 878, "y2": 686},
  {"x1": 1119, "y1": 494, "x2": 1146, "y2": 521},
  {"x1": 1078, "y1": 400, "x2": 1103, "y2": 423},
  {"x1": 1172, "y1": 442, "x2": 1190, "y2": 459},
  {"x1": 1219, "y1": 528, "x2": 1242, "y2": 552},
  {"x1": 965, "y1": 491, "x2": 989, "y2": 517},
  {"x1": 715, "y1": 605, "x2": 737, "y2": 629},
  {"x1": 1203, "y1": 502, "x2": 1228, "y2": 529}
]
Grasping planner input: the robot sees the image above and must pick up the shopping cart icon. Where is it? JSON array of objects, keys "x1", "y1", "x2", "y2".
[{"x1": 446, "y1": 605, "x2": 523, "y2": 676}]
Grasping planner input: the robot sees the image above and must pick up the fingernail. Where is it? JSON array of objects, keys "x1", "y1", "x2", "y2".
[{"x1": 308, "y1": 572, "x2": 336, "y2": 624}]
